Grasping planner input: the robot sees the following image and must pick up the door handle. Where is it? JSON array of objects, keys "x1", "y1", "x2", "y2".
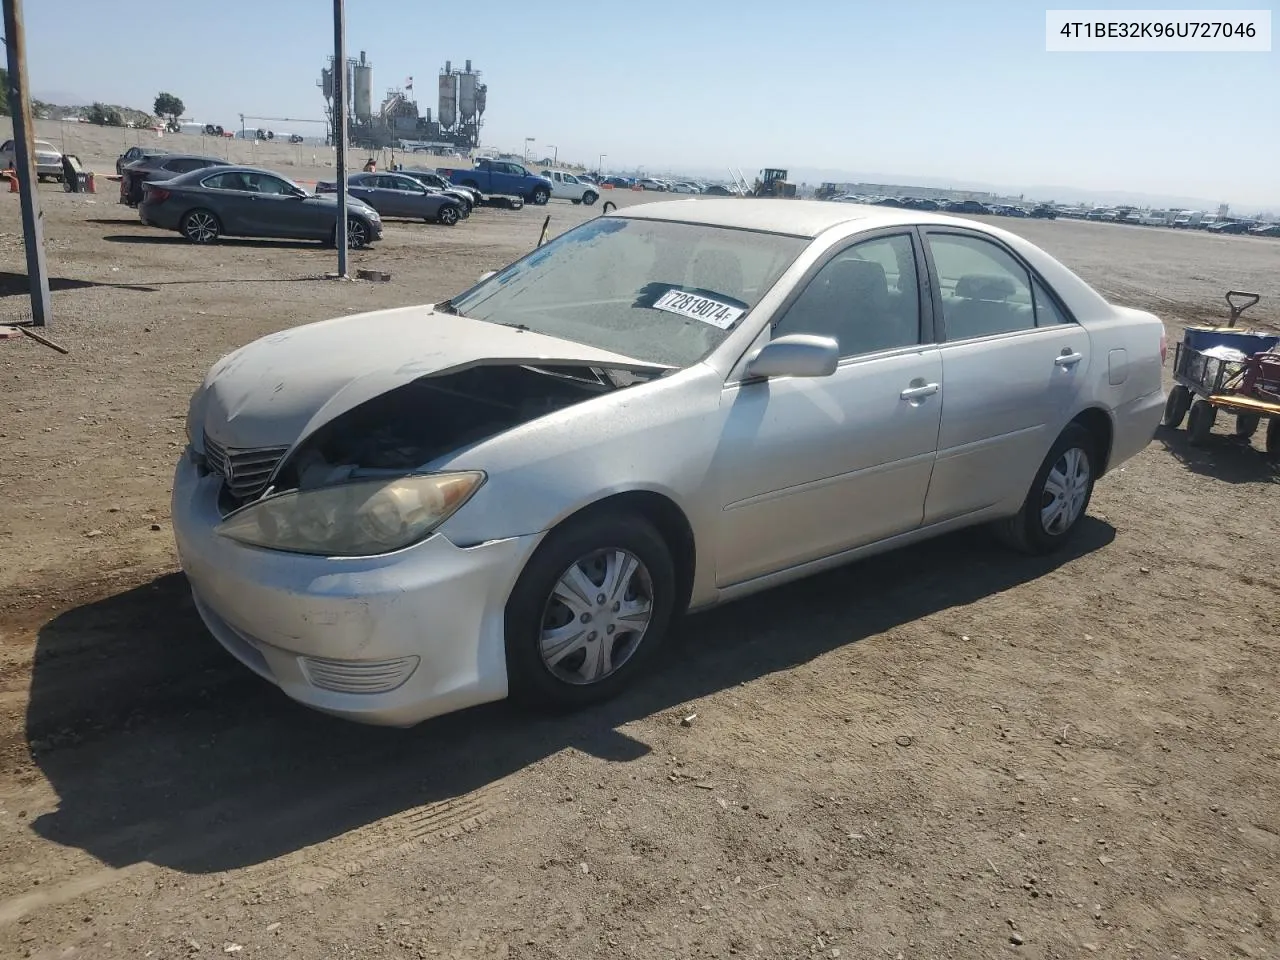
[
  {"x1": 1054, "y1": 351, "x2": 1084, "y2": 368},
  {"x1": 900, "y1": 382, "x2": 940, "y2": 400}
]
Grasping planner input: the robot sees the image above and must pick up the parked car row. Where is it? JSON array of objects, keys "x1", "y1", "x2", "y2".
[
  {"x1": 134, "y1": 164, "x2": 383, "y2": 247},
  {"x1": 829, "y1": 194, "x2": 1052, "y2": 219},
  {"x1": 1056, "y1": 205, "x2": 1279, "y2": 235}
]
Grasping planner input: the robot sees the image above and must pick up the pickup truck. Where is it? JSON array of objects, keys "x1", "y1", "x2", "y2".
[
  {"x1": 539, "y1": 169, "x2": 600, "y2": 206},
  {"x1": 438, "y1": 158, "x2": 553, "y2": 205}
]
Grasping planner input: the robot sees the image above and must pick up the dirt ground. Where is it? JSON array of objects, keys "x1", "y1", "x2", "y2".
[{"x1": 0, "y1": 182, "x2": 1278, "y2": 960}]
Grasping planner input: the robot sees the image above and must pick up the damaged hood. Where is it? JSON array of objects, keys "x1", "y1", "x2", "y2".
[{"x1": 194, "y1": 305, "x2": 663, "y2": 450}]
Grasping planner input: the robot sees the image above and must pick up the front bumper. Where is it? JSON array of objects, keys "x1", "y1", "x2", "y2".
[{"x1": 172, "y1": 453, "x2": 543, "y2": 726}]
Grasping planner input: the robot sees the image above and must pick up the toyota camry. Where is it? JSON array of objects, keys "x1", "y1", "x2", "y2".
[{"x1": 174, "y1": 199, "x2": 1166, "y2": 725}]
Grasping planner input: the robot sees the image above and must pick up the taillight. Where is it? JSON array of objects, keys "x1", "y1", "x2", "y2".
[{"x1": 147, "y1": 188, "x2": 170, "y2": 203}]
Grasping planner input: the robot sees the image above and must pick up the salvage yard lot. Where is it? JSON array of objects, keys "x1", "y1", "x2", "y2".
[{"x1": 0, "y1": 188, "x2": 1277, "y2": 958}]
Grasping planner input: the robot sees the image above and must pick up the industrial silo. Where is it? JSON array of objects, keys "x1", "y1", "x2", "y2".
[
  {"x1": 353, "y1": 51, "x2": 374, "y2": 122},
  {"x1": 459, "y1": 69, "x2": 478, "y2": 123},
  {"x1": 438, "y1": 68, "x2": 458, "y2": 129}
]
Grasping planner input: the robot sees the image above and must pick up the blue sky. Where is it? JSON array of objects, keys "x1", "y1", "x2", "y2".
[{"x1": 21, "y1": 0, "x2": 1279, "y2": 205}]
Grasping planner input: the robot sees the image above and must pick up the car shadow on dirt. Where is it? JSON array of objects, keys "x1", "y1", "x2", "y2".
[
  {"x1": 24, "y1": 519, "x2": 1114, "y2": 876},
  {"x1": 1155, "y1": 424, "x2": 1279, "y2": 484},
  {"x1": 102, "y1": 235, "x2": 327, "y2": 251}
]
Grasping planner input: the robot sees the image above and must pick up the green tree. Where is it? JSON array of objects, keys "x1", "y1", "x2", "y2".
[
  {"x1": 153, "y1": 92, "x2": 184, "y2": 123},
  {"x1": 87, "y1": 102, "x2": 125, "y2": 126},
  {"x1": 0, "y1": 68, "x2": 9, "y2": 116}
]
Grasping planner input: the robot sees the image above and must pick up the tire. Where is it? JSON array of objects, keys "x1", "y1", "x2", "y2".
[
  {"x1": 1235, "y1": 414, "x2": 1260, "y2": 439},
  {"x1": 996, "y1": 423, "x2": 1097, "y2": 555},
  {"x1": 531, "y1": 187, "x2": 549, "y2": 205},
  {"x1": 180, "y1": 209, "x2": 221, "y2": 244},
  {"x1": 504, "y1": 512, "x2": 677, "y2": 710},
  {"x1": 582, "y1": 191, "x2": 598, "y2": 206},
  {"x1": 338, "y1": 216, "x2": 370, "y2": 249},
  {"x1": 1161, "y1": 385, "x2": 1191, "y2": 428},
  {"x1": 1187, "y1": 399, "x2": 1216, "y2": 445},
  {"x1": 437, "y1": 205, "x2": 459, "y2": 226},
  {"x1": 1266, "y1": 419, "x2": 1280, "y2": 458}
]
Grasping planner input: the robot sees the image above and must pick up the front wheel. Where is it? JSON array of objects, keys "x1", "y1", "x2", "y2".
[
  {"x1": 505, "y1": 512, "x2": 676, "y2": 709},
  {"x1": 1161, "y1": 385, "x2": 1191, "y2": 428},
  {"x1": 996, "y1": 423, "x2": 1097, "y2": 554},
  {"x1": 531, "y1": 187, "x2": 549, "y2": 205},
  {"x1": 437, "y1": 205, "x2": 459, "y2": 226},
  {"x1": 339, "y1": 216, "x2": 370, "y2": 249},
  {"x1": 582, "y1": 191, "x2": 598, "y2": 206},
  {"x1": 180, "y1": 209, "x2": 221, "y2": 244}
]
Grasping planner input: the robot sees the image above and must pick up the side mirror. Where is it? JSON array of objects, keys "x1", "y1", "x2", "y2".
[{"x1": 744, "y1": 334, "x2": 839, "y2": 380}]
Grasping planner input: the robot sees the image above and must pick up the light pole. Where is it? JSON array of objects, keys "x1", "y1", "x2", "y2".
[
  {"x1": 524, "y1": 137, "x2": 535, "y2": 161},
  {"x1": 331, "y1": 0, "x2": 349, "y2": 277},
  {"x1": 547, "y1": 144, "x2": 557, "y2": 166}
]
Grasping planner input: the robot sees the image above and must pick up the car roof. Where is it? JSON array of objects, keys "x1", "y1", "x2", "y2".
[{"x1": 615, "y1": 198, "x2": 995, "y2": 239}]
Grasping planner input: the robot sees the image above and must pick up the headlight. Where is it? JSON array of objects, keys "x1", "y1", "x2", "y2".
[{"x1": 215, "y1": 471, "x2": 484, "y2": 557}]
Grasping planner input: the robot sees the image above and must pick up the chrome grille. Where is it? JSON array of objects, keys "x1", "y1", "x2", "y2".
[{"x1": 202, "y1": 434, "x2": 289, "y2": 502}]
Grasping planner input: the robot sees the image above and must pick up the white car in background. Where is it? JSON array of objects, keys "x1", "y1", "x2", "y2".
[
  {"x1": 540, "y1": 169, "x2": 600, "y2": 205},
  {"x1": 0, "y1": 138, "x2": 64, "y2": 181},
  {"x1": 669, "y1": 182, "x2": 700, "y2": 194}
]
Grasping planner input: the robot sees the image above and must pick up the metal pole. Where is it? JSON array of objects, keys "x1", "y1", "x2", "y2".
[
  {"x1": 332, "y1": 0, "x2": 349, "y2": 276},
  {"x1": 2, "y1": 0, "x2": 51, "y2": 328}
]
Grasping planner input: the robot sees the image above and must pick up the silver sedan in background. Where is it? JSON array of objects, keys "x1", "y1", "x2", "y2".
[{"x1": 173, "y1": 200, "x2": 1166, "y2": 726}]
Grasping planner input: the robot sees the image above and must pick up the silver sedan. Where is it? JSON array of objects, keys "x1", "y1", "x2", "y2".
[{"x1": 173, "y1": 199, "x2": 1167, "y2": 726}]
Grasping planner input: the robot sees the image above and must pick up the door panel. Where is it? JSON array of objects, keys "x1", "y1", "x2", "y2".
[
  {"x1": 921, "y1": 229, "x2": 1093, "y2": 523},
  {"x1": 715, "y1": 350, "x2": 943, "y2": 585}
]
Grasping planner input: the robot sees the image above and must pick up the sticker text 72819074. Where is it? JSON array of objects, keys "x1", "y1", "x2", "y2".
[{"x1": 652, "y1": 289, "x2": 745, "y2": 330}]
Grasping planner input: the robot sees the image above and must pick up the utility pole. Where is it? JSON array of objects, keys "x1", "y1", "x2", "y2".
[
  {"x1": 2, "y1": 0, "x2": 51, "y2": 328},
  {"x1": 331, "y1": 0, "x2": 349, "y2": 276}
]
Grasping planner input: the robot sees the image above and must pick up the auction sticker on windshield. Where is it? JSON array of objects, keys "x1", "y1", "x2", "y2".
[{"x1": 652, "y1": 289, "x2": 745, "y2": 330}]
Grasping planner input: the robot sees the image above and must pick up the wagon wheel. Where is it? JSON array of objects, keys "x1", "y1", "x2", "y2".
[
  {"x1": 1186, "y1": 399, "x2": 1217, "y2": 446},
  {"x1": 1234, "y1": 414, "x2": 1260, "y2": 440},
  {"x1": 1161, "y1": 385, "x2": 1191, "y2": 429}
]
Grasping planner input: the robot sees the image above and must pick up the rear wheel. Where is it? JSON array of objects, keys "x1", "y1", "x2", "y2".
[
  {"x1": 1266, "y1": 419, "x2": 1280, "y2": 458},
  {"x1": 996, "y1": 423, "x2": 1096, "y2": 554},
  {"x1": 1187, "y1": 399, "x2": 1216, "y2": 445},
  {"x1": 180, "y1": 209, "x2": 221, "y2": 244},
  {"x1": 1161, "y1": 385, "x2": 1191, "y2": 428},
  {"x1": 1235, "y1": 414, "x2": 1260, "y2": 439},
  {"x1": 505, "y1": 512, "x2": 676, "y2": 709}
]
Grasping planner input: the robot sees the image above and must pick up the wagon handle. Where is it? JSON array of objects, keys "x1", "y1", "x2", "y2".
[{"x1": 1225, "y1": 291, "x2": 1260, "y2": 328}]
